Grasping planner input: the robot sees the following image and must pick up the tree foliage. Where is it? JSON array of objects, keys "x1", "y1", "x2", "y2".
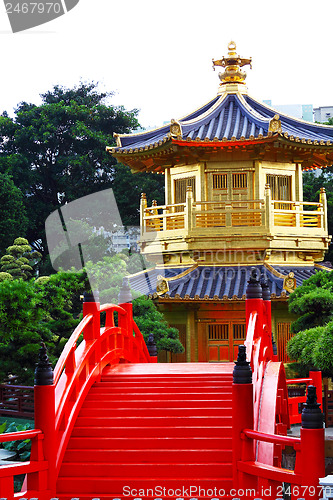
[
  {"x1": 287, "y1": 270, "x2": 333, "y2": 374},
  {"x1": 0, "y1": 82, "x2": 140, "y2": 251},
  {"x1": 303, "y1": 168, "x2": 333, "y2": 262},
  {"x1": 112, "y1": 163, "x2": 165, "y2": 227},
  {"x1": 0, "y1": 238, "x2": 41, "y2": 280},
  {"x1": 0, "y1": 279, "x2": 50, "y2": 384},
  {"x1": 35, "y1": 271, "x2": 89, "y2": 356},
  {"x1": 0, "y1": 174, "x2": 28, "y2": 255},
  {"x1": 132, "y1": 296, "x2": 184, "y2": 354},
  {"x1": 0, "y1": 251, "x2": 183, "y2": 383}
]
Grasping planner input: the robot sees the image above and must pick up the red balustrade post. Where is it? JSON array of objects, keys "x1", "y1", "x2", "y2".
[
  {"x1": 246, "y1": 268, "x2": 263, "y2": 342},
  {"x1": 118, "y1": 278, "x2": 134, "y2": 360},
  {"x1": 261, "y1": 277, "x2": 274, "y2": 362},
  {"x1": 232, "y1": 345, "x2": 256, "y2": 492},
  {"x1": 82, "y1": 291, "x2": 100, "y2": 340},
  {"x1": 300, "y1": 385, "x2": 325, "y2": 500},
  {"x1": 309, "y1": 370, "x2": 323, "y2": 413},
  {"x1": 34, "y1": 343, "x2": 56, "y2": 496}
]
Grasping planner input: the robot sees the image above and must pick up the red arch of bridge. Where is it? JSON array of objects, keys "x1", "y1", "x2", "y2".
[{"x1": 0, "y1": 293, "x2": 325, "y2": 500}]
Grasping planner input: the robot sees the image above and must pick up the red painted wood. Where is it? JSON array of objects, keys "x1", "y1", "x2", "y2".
[
  {"x1": 56, "y1": 365, "x2": 234, "y2": 498},
  {"x1": 0, "y1": 291, "x2": 326, "y2": 500}
]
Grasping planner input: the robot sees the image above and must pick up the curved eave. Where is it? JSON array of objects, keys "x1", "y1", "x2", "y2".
[
  {"x1": 107, "y1": 91, "x2": 333, "y2": 167},
  {"x1": 172, "y1": 134, "x2": 276, "y2": 148},
  {"x1": 246, "y1": 95, "x2": 333, "y2": 140},
  {"x1": 114, "y1": 95, "x2": 221, "y2": 148},
  {"x1": 110, "y1": 133, "x2": 333, "y2": 173}
]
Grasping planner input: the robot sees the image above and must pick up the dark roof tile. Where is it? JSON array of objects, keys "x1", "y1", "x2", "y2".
[{"x1": 128, "y1": 264, "x2": 326, "y2": 300}]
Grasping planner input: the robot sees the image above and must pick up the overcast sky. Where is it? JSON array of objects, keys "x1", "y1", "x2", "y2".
[{"x1": 0, "y1": 0, "x2": 332, "y2": 129}]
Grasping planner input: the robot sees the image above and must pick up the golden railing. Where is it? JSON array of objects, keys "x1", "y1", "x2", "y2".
[
  {"x1": 143, "y1": 202, "x2": 186, "y2": 232},
  {"x1": 272, "y1": 201, "x2": 323, "y2": 228},
  {"x1": 142, "y1": 199, "x2": 265, "y2": 232},
  {"x1": 194, "y1": 200, "x2": 264, "y2": 228},
  {"x1": 140, "y1": 187, "x2": 327, "y2": 236}
]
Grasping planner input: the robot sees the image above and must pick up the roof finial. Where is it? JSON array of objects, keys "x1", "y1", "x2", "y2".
[{"x1": 213, "y1": 41, "x2": 252, "y2": 90}]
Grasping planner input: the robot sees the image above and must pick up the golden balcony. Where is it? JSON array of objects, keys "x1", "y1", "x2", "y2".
[{"x1": 139, "y1": 186, "x2": 329, "y2": 262}]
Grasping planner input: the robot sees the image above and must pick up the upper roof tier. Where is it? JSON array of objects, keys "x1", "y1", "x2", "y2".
[{"x1": 107, "y1": 42, "x2": 333, "y2": 172}]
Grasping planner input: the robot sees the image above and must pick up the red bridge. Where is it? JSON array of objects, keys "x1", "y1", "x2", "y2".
[{"x1": 0, "y1": 275, "x2": 326, "y2": 500}]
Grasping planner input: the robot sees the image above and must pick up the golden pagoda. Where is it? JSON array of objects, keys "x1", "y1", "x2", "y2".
[{"x1": 108, "y1": 42, "x2": 333, "y2": 363}]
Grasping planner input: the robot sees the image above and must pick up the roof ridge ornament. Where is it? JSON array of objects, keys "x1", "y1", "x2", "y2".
[
  {"x1": 213, "y1": 41, "x2": 252, "y2": 94},
  {"x1": 269, "y1": 114, "x2": 282, "y2": 133},
  {"x1": 170, "y1": 119, "x2": 182, "y2": 138}
]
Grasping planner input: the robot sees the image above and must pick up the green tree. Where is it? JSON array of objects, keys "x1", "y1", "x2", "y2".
[
  {"x1": 35, "y1": 270, "x2": 89, "y2": 356},
  {"x1": 0, "y1": 82, "x2": 140, "y2": 252},
  {"x1": 0, "y1": 269, "x2": 88, "y2": 384},
  {"x1": 132, "y1": 296, "x2": 184, "y2": 354},
  {"x1": 303, "y1": 167, "x2": 333, "y2": 262},
  {"x1": 112, "y1": 163, "x2": 165, "y2": 226},
  {"x1": 0, "y1": 238, "x2": 42, "y2": 280},
  {"x1": 0, "y1": 279, "x2": 52, "y2": 384},
  {"x1": 0, "y1": 173, "x2": 28, "y2": 255},
  {"x1": 287, "y1": 270, "x2": 333, "y2": 374},
  {"x1": 84, "y1": 253, "x2": 183, "y2": 354}
]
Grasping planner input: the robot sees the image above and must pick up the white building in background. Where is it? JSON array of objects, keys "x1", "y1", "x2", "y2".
[
  {"x1": 263, "y1": 100, "x2": 313, "y2": 122},
  {"x1": 111, "y1": 228, "x2": 140, "y2": 253},
  {"x1": 313, "y1": 106, "x2": 333, "y2": 123}
]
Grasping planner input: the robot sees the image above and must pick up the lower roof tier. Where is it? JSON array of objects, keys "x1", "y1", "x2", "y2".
[{"x1": 128, "y1": 262, "x2": 332, "y2": 301}]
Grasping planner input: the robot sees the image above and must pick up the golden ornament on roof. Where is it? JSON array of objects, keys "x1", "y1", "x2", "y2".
[{"x1": 213, "y1": 41, "x2": 252, "y2": 85}]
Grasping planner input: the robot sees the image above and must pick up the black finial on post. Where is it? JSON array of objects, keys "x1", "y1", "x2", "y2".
[
  {"x1": 83, "y1": 290, "x2": 99, "y2": 302},
  {"x1": 34, "y1": 342, "x2": 53, "y2": 386},
  {"x1": 301, "y1": 385, "x2": 324, "y2": 429},
  {"x1": 272, "y1": 334, "x2": 278, "y2": 356},
  {"x1": 147, "y1": 332, "x2": 157, "y2": 357},
  {"x1": 233, "y1": 345, "x2": 252, "y2": 384},
  {"x1": 260, "y1": 276, "x2": 270, "y2": 302},
  {"x1": 246, "y1": 267, "x2": 262, "y2": 299},
  {"x1": 118, "y1": 277, "x2": 132, "y2": 304}
]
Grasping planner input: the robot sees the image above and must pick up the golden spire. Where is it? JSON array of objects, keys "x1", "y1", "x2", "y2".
[{"x1": 213, "y1": 41, "x2": 252, "y2": 88}]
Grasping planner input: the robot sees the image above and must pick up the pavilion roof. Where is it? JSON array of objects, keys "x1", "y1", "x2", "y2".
[
  {"x1": 107, "y1": 42, "x2": 333, "y2": 171},
  {"x1": 128, "y1": 263, "x2": 332, "y2": 301},
  {"x1": 109, "y1": 93, "x2": 333, "y2": 155}
]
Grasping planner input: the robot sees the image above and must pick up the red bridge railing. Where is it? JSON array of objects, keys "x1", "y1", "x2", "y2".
[
  {"x1": 0, "y1": 274, "x2": 326, "y2": 500},
  {"x1": 287, "y1": 372, "x2": 323, "y2": 424},
  {"x1": 233, "y1": 272, "x2": 325, "y2": 500},
  {"x1": 0, "y1": 287, "x2": 155, "y2": 500}
]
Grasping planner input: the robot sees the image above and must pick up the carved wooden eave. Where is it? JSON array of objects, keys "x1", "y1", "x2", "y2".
[{"x1": 109, "y1": 131, "x2": 333, "y2": 172}]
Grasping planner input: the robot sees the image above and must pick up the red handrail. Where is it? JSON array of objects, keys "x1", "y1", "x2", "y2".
[
  {"x1": 0, "y1": 429, "x2": 48, "y2": 500},
  {"x1": 242, "y1": 428, "x2": 301, "y2": 450},
  {"x1": 53, "y1": 313, "x2": 94, "y2": 385},
  {"x1": 0, "y1": 429, "x2": 42, "y2": 442},
  {"x1": 286, "y1": 372, "x2": 323, "y2": 425},
  {"x1": 0, "y1": 298, "x2": 155, "y2": 500},
  {"x1": 51, "y1": 299, "x2": 153, "y2": 490}
]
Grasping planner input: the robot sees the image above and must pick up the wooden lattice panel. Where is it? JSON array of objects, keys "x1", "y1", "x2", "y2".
[{"x1": 276, "y1": 322, "x2": 293, "y2": 362}]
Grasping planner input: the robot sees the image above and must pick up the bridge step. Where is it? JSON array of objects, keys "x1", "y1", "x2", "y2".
[
  {"x1": 71, "y1": 425, "x2": 233, "y2": 438},
  {"x1": 64, "y1": 448, "x2": 233, "y2": 462},
  {"x1": 79, "y1": 406, "x2": 232, "y2": 417},
  {"x1": 60, "y1": 462, "x2": 233, "y2": 478},
  {"x1": 67, "y1": 436, "x2": 232, "y2": 450},
  {"x1": 76, "y1": 415, "x2": 232, "y2": 426},
  {"x1": 91, "y1": 385, "x2": 232, "y2": 393},
  {"x1": 86, "y1": 390, "x2": 232, "y2": 398},
  {"x1": 56, "y1": 477, "x2": 234, "y2": 495},
  {"x1": 56, "y1": 364, "x2": 234, "y2": 498},
  {"x1": 83, "y1": 398, "x2": 232, "y2": 407}
]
